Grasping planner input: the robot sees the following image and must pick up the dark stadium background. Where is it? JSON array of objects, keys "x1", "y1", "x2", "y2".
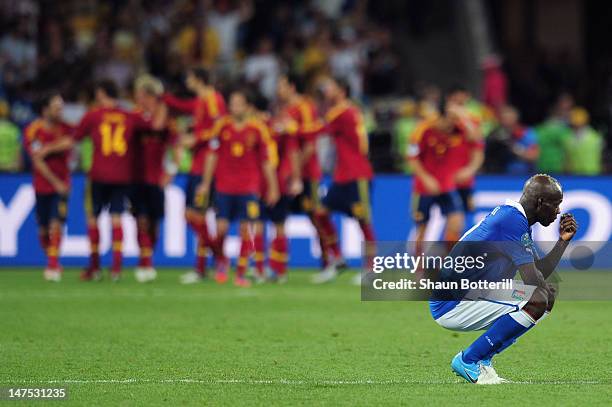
[{"x1": 2, "y1": 0, "x2": 612, "y2": 267}]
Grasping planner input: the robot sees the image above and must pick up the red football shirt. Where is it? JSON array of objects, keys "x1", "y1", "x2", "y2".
[
  {"x1": 262, "y1": 115, "x2": 298, "y2": 196},
  {"x1": 325, "y1": 101, "x2": 373, "y2": 183},
  {"x1": 163, "y1": 91, "x2": 226, "y2": 175},
  {"x1": 24, "y1": 119, "x2": 73, "y2": 194},
  {"x1": 133, "y1": 119, "x2": 178, "y2": 185},
  {"x1": 407, "y1": 121, "x2": 467, "y2": 194},
  {"x1": 75, "y1": 106, "x2": 148, "y2": 184},
  {"x1": 452, "y1": 120, "x2": 484, "y2": 189},
  {"x1": 208, "y1": 116, "x2": 273, "y2": 195},
  {"x1": 284, "y1": 97, "x2": 323, "y2": 180}
]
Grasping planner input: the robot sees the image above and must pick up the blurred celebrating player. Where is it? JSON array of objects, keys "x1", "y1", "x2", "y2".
[
  {"x1": 132, "y1": 75, "x2": 179, "y2": 283},
  {"x1": 76, "y1": 80, "x2": 154, "y2": 281},
  {"x1": 407, "y1": 94, "x2": 480, "y2": 256},
  {"x1": 251, "y1": 95, "x2": 301, "y2": 283},
  {"x1": 276, "y1": 74, "x2": 330, "y2": 268},
  {"x1": 24, "y1": 94, "x2": 74, "y2": 282},
  {"x1": 163, "y1": 68, "x2": 226, "y2": 284},
  {"x1": 311, "y1": 77, "x2": 375, "y2": 285},
  {"x1": 198, "y1": 88, "x2": 279, "y2": 287},
  {"x1": 446, "y1": 86, "x2": 485, "y2": 225}
]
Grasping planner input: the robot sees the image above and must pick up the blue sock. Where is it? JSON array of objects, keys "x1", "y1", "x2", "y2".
[
  {"x1": 462, "y1": 310, "x2": 535, "y2": 364},
  {"x1": 488, "y1": 310, "x2": 549, "y2": 359}
]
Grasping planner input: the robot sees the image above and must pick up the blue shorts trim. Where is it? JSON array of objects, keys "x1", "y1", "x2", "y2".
[
  {"x1": 321, "y1": 179, "x2": 372, "y2": 221},
  {"x1": 131, "y1": 183, "x2": 165, "y2": 220},
  {"x1": 457, "y1": 187, "x2": 474, "y2": 213},
  {"x1": 261, "y1": 196, "x2": 290, "y2": 223},
  {"x1": 215, "y1": 193, "x2": 260, "y2": 222},
  {"x1": 90, "y1": 182, "x2": 130, "y2": 216},
  {"x1": 185, "y1": 175, "x2": 215, "y2": 210},
  {"x1": 412, "y1": 191, "x2": 463, "y2": 224},
  {"x1": 35, "y1": 193, "x2": 68, "y2": 226}
]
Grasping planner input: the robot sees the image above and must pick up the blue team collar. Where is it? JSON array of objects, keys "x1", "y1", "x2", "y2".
[{"x1": 505, "y1": 199, "x2": 527, "y2": 219}]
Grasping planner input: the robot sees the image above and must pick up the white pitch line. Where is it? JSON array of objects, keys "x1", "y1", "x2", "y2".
[{"x1": 2, "y1": 378, "x2": 607, "y2": 386}]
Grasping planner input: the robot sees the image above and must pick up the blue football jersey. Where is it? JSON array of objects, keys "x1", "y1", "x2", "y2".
[{"x1": 430, "y1": 200, "x2": 537, "y2": 319}]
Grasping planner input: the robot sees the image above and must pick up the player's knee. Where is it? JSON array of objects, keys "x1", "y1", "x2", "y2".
[
  {"x1": 446, "y1": 212, "x2": 464, "y2": 233},
  {"x1": 524, "y1": 287, "x2": 549, "y2": 321},
  {"x1": 137, "y1": 217, "x2": 149, "y2": 229},
  {"x1": 111, "y1": 215, "x2": 122, "y2": 227},
  {"x1": 238, "y1": 222, "x2": 250, "y2": 237}
]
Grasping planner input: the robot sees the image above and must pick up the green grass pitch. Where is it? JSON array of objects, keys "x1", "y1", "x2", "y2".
[{"x1": 1, "y1": 269, "x2": 611, "y2": 406}]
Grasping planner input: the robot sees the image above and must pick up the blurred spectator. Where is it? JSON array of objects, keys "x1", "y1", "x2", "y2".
[
  {"x1": 0, "y1": 100, "x2": 22, "y2": 171},
  {"x1": 480, "y1": 54, "x2": 507, "y2": 111},
  {"x1": 173, "y1": 17, "x2": 220, "y2": 69},
  {"x1": 302, "y1": 27, "x2": 332, "y2": 76},
  {"x1": 484, "y1": 105, "x2": 539, "y2": 174},
  {"x1": 207, "y1": 0, "x2": 253, "y2": 63},
  {"x1": 365, "y1": 28, "x2": 399, "y2": 96},
  {"x1": 243, "y1": 37, "x2": 280, "y2": 101},
  {"x1": 535, "y1": 93, "x2": 574, "y2": 173},
  {"x1": 415, "y1": 83, "x2": 441, "y2": 119},
  {"x1": 0, "y1": 17, "x2": 38, "y2": 87},
  {"x1": 330, "y1": 25, "x2": 364, "y2": 100},
  {"x1": 393, "y1": 99, "x2": 418, "y2": 173},
  {"x1": 564, "y1": 107, "x2": 604, "y2": 175}
]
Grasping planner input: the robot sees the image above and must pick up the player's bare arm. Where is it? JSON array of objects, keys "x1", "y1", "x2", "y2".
[
  {"x1": 33, "y1": 136, "x2": 73, "y2": 160},
  {"x1": 197, "y1": 151, "x2": 218, "y2": 199},
  {"x1": 455, "y1": 149, "x2": 484, "y2": 184},
  {"x1": 300, "y1": 140, "x2": 316, "y2": 170},
  {"x1": 535, "y1": 213, "x2": 578, "y2": 278},
  {"x1": 288, "y1": 148, "x2": 303, "y2": 196},
  {"x1": 262, "y1": 161, "x2": 280, "y2": 206},
  {"x1": 408, "y1": 158, "x2": 440, "y2": 195},
  {"x1": 31, "y1": 156, "x2": 68, "y2": 194}
]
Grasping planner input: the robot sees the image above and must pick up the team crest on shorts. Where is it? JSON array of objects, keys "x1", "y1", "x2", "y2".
[{"x1": 511, "y1": 289, "x2": 526, "y2": 300}]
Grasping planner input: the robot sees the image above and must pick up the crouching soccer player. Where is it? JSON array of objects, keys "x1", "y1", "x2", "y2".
[
  {"x1": 430, "y1": 174, "x2": 577, "y2": 384},
  {"x1": 24, "y1": 94, "x2": 74, "y2": 281},
  {"x1": 197, "y1": 89, "x2": 279, "y2": 287}
]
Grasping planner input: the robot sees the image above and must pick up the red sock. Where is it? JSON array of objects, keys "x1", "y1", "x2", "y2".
[
  {"x1": 236, "y1": 237, "x2": 252, "y2": 278},
  {"x1": 195, "y1": 238, "x2": 207, "y2": 276},
  {"x1": 269, "y1": 235, "x2": 288, "y2": 276},
  {"x1": 137, "y1": 225, "x2": 153, "y2": 268},
  {"x1": 111, "y1": 225, "x2": 123, "y2": 272},
  {"x1": 314, "y1": 212, "x2": 341, "y2": 260},
  {"x1": 87, "y1": 224, "x2": 100, "y2": 269},
  {"x1": 38, "y1": 230, "x2": 49, "y2": 252},
  {"x1": 47, "y1": 225, "x2": 62, "y2": 269},
  {"x1": 310, "y1": 214, "x2": 329, "y2": 267},
  {"x1": 253, "y1": 232, "x2": 265, "y2": 277},
  {"x1": 149, "y1": 225, "x2": 159, "y2": 249},
  {"x1": 359, "y1": 221, "x2": 376, "y2": 270},
  {"x1": 444, "y1": 231, "x2": 460, "y2": 253},
  {"x1": 212, "y1": 234, "x2": 227, "y2": 263}
]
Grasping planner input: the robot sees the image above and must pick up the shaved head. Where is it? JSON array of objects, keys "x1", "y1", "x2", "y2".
[{"x1": 520, "y1": 174, "x2": 563, "y2": 226}]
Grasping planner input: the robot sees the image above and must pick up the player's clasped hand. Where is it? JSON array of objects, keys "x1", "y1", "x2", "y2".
[
  {"x1": 266, "y1": 186, "x2": 280, "y2": 206},
  {"x1": 195, "y1": 182, "x2": 209, "y2": 203},
  {"x1": 559, "y1": 213, "x2": 578, "y2": 241}
]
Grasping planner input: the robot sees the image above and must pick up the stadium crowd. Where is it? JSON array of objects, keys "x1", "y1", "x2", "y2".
[{"x1": 0, "y1": 0, "x2": 606, "y2": 176}]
